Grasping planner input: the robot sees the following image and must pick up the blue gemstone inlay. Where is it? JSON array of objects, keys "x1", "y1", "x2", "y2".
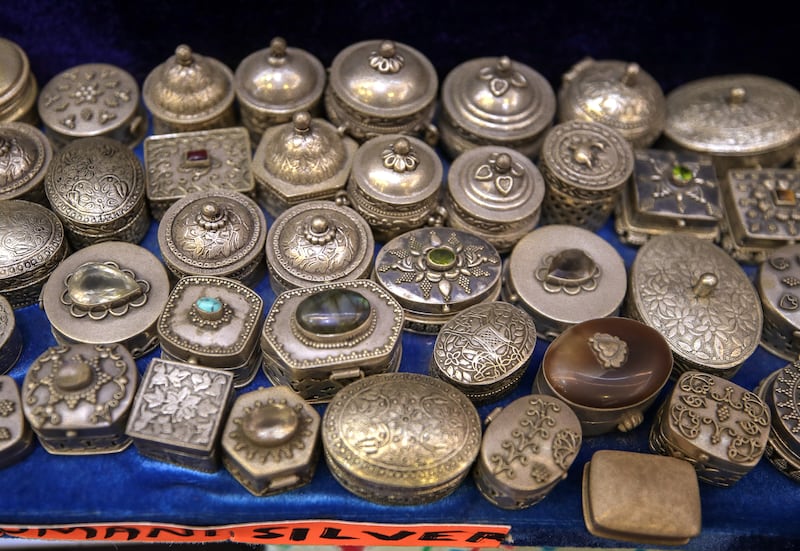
[{"x1": 196, "y1": 296, "x2": 223, "y2": 314}]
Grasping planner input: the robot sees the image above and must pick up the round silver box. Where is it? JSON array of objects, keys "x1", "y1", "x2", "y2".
[
  {"x1": 0, "y1": 296, "x2": 22, "y2": 375},
  {"x1": 235, "y1": 37, "x2": 326, "y2": 144},
  {"x1": 430, "y1": 301, "x2": 536, "y2": 404},
  {"x1": 325, "y1": 39, "x2": 438, "y2": 144},
  {"x1": 664, "y1": 74, "x2": 800, "y2": 174},
  {"x1": 539, "y1": 120, "x2": 633, "y2": 230},
  {"x1": 38, "y1": 63, "x2": 146, "y2": 149},
  {"x1": 757, "y1": 245, "x2": 800, "y2": 360},
  {"x1": 0, "y1": 38, "x2": 37, "y2": 125},
  {"x1": 558, "y1": 58, "x2": 665, "y2": 149},
  {"x1": 345, "y1": 134, "x2": 443, "y2": 242},
  {"x1": 0, "y1": 122, "x2": 52, "y2": 204},
  {"x1": 266, "y1": 200, "x2": 374, "y2": 295},
  {"x1": 756, "y1": 362, "x2": 800, "y2": 482},
  {"x1": 628, "y1": 234, "x2": 762, "y2": 379},
  {"x1": 158, "y1": 190, "x2": 267, "y2": 287},
  {"x1": 439, "y1": 56, "x2": 555, "y2": 159},
  {"x1": 45, "y1": 136, "x2": 149, "y2": 249},
  {"x1": 143, "y1": 44, "x2": 236, "y2": 135},
  {"x1": 373, "y1": 227, "x2": 502, "y2": 334},
  {"x1": 444, "y1": 146, "x2": 545, "y2": 253},
  {"x1": 503, "y1": 225, "x2": 627, "y2": 340}
]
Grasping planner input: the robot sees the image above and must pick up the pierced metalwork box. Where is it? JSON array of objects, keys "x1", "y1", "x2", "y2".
[
  {"x1": 0, "y1": 296, "x2": 21, "y2": 375},
  {"x1": 0, "y1": 122, "x2": 52, "y2": 204},
  {"x1": 0, "y1": 376, "x2": 33, "y2": 469},
  {"x1": 757, "y1": 245, "x2": 800, "y2": 360},
  {"x1": 0, "y1": 37, "x2": 37, "y2": 125},
  {"x1": 756, "y1": 362, "x2": 800, "y2": 482}
]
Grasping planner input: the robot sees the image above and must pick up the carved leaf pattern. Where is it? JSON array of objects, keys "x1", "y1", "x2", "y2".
[{"x1": 489, "y1": 398, "x2": 558, "y2": 480}]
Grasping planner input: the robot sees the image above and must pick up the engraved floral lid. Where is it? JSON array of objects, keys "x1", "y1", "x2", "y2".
[
  {"x1": 0, "y1": 38, "x2": 36, "y2": 123},
  {"x1": 0, "y1": 122, "x2": 51, "y2": 201},
  {"x1": 630, "y1": 234, "x2": 762, "y2": 374},
  {"x1": 558, "y1": 58, "x2": 665, "y2": 148},
  {"x1": 442, "y1": 56, "x2": 555, "y2": 143},
  {"x1": 0, "y1": 199, "x2": 66, "y2": 287},
  {"x1": 143, "y1": 44, "x2": 235, "y2": 125}
]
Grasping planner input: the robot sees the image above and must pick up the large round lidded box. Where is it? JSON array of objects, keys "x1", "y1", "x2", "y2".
[
  {"x1": 0, "y1": 37, "x2": 37, "y2": 125},
  {"x1": 0, "y1": 122, "x2": 52, "y2": 205},
  {"x1": 756, "y1": 361, "x2": 800, "y2": 481},
  {"x1": 322, "y1": 372, "x2": 481, "y2": 505}
]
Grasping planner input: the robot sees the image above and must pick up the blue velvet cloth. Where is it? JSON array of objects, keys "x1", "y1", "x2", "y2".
[{"x1": 1, "y1": 1, "x2": 800, "y2": 549}]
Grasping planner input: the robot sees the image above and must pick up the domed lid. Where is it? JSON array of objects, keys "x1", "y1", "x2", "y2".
[
  {"x1": 442, "y1": 56, "x2": 555, "y2": 141},
  {"x1": 235, "y1": 37, "x2": 325, "y2": 113},
  {"x1": 558, "y1": 58, "x2": 665, "y2": 147},
  {"x1": 350, "y1": 134, "x2": 442, "y2": 206},
  {"x1": 0, "y1": 38, "x2": 30, "y2": 106},
  {"x1": 0, "y1": 122, "x2": 52, "y2": 200},
  {"x1": 328, "y1": 39, "x2": 438, "y2": 118},
  {"x1": 770, "y1": 360, "x2": 800, "y2": 456},
  {"x1": 0, "y1": 199, "x2": 65, "y2": 284},
  {"x1": 143, "y1": 44, "x2": 235, "y2": 123}
]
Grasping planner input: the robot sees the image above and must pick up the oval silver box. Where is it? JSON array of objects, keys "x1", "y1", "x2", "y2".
[
  {"x1": 0, "y1": 122, "x2": 52, "y2": 204},
  {"x1": 0, "y1": 296, "x2": 22, "y2": 375},
  {"x1": 756, "y1": 362, "x2": 800, "y2": 482}
]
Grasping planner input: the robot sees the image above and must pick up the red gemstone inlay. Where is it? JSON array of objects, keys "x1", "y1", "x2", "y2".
[{"x1": 186, "y1": 149, "x2": 209, "y2": 162}]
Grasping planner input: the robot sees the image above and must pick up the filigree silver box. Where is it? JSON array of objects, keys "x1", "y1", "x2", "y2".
[
  {"x1": 0, "y1": 122, "x2": 52, "y2": 204},
  {"x1": 0, "y1": 375, "x2": 33, "y2": 469},
  {"x1": 757, "y1": 245, "x2": 800, "y2": 360}
]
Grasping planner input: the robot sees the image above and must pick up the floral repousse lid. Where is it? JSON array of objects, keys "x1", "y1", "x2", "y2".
[{"x1": 0, "y1": 122, "x2": 52, "y2": 202}]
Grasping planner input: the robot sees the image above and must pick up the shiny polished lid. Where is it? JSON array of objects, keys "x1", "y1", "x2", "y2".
[{"x1": 0, "y1": 122, "x2": 51, "y2": 200}]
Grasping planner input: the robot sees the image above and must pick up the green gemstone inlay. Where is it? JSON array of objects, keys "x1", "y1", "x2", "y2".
[
  {"x1": 296, "y1": 289, "x2": 371, "y2": 336},
  {"x1": 426, "y1": 247, "x2": 456, "y2": 270},
  {"x1": 195, "y1": 296, "x2": 223, "y2": 314},
  {"x1": 671, "y1": 164, "x2": 693, "y2": 185}
]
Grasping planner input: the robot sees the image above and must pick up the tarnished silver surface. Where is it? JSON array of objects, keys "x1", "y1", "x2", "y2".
[
  {"x1": 430, "y1": 302, "x2": 536, "y2": 404},
  {"x1": 0, "y1": 199, "x2": 68, "y2": 308},
  {"x1": 322, "y1": 372, "x2": 481, "y2": 505},
  {"x1": 558, "y1": 58, "x2": 665, "y2": 148},
  {"x1": 222, "y1": 386, "x2": 320, "y2": 496},
  {"x1": 650, "y1": 371, "x2": 769, "y2": 486},
  {"x1": 439, "y1": 56, "x2": 555, "y2": 158},
  {"x1": 474, "y1": 394, "x2": 581, "y2": 509},
  {"x1": 664, "y1": 74, "x2": 800, "y2": 174},
  {"x1": 235, "y1": 37, "x2": 326, "y2": 144},
  {"x1": 721, "y1": 168, "x2": 800, "y2": 264},
  {"x1": 158, "y1": 276, "x2": 264, "y2": 388},
  {"x1": 45, "y1": 136, "x2": 149, "y2": 249},
  {"x1": 756, "y1": 365, "x2": 800, "y2": 482},
  {"x1": 143, "y1": 127, "x2": 255, "y2": 220},
  {"x1": 345, "y1": 134, "x2": 442, "y2": 241},
  {"x1": 41, "y1": 241, "x2": 170, "y2": 359},
  {"x1": 539, "y1": 120, "x2": 633, "y2": 230},
  {"x1": 126, "y1": 358, "x2": 234, "y2": 472},
  {"x1": 373, "y1": 228, "x2": 502, "y2": 334},
  {"x1": 0, "y1": 122, "x2": 52, "y2": 204},
  {"x1": 325, "y1": 40, "x2": 438, "y2": 144},
  {"x1": 757, "y1": 245, "x2": 800, "y2": 360},
  {"x1": 615, "y1": 149, "x2": 722, "y2": 245},
  {"x1": 158, "y1": 190, "x2": 267, "y2": 286},
  {"x1": 444, "y1": 146, "x2": 545, "y2": 253},
  {"x1": 0, "y1": 376, "x2": 33, "y2": 468},
  {"x1": 22, "y1": 343, "x2": 138, "y2": 455},
  {"x1": 38, "y1": 63, "x2": 145, "y2": 149},
  {"x1": 261, "y1": 280, "x2": 404, "y2": 403},
  {"x1": 0, "y1": 296, "x2": 21, "y2": 375},
  {"x1": 265, "y1": 201, "x2": 374, "y2": 294},
  {"x1": 0, "y1": 38, "x2": 37, "y2": 124},
  {"x1": 143, "y1": 44, "x2": 236, "y2": 134},
  {"x1": 629, "y1": 234, "x2": 762, "y2": 378},
  {"x1": 252, "y1": 112, "x2": 358, "y2": 217},
  {"x1": 503, "y1": 225, "x2": 626, "y2": 340}
]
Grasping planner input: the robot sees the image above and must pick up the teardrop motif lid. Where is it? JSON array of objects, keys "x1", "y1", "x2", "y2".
[
  {"x1": 143, "y1": 44, "x2": 235, "y2": 123},
  {"x1": 442, "y1": 56, "x2": 555, "y2": 141},
  {"x1": 0, "y1": 122, "x2": 52, "y2": 200}
]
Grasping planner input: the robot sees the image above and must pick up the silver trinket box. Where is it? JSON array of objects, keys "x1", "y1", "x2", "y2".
[
  {"x1": 558, "y1": 58, "x2": 665, "y2": 148},
  {"x1": 0, "y1": 376, "x2": 33, "y2": 468},
  {"x1": 615, "y1": 149, "x2": 722, "y2": 245},
  {"x1": 322, "y1": 372, "x2": 481, "y2": 505},
  {"x1": 143, "y1": 44, "x2": 236, "y2": 135},
  {"x1": 534, "y1": 317, "x2": 672, "y2": 435},
  {"x1": 430, "y1": 302, "x2": 536, "y2": 404},
  {"x1": 345, "y1": 134, "x2": 443, "y2": 242},
  {"x1": 158, "y1": 276, "x2": 264, "y2": 388},
  {"x1": 0, "y1": 38, "x2": 37, "y2": 125},
  {"x1": 265, "y1": 200, "x2": 374, "y2": 295},
  {"x1": 628, "y1": 234, "x2": 762, "y2": 378},
  {"x1": 38, "y1": 63, "x2": 146, "y2": 149},
  {"x1": 439, "y1": 56, "x2": 555, "y2": 159},
  {"x1": 503, "y1": 225, "x2": 626, "y2": 340},
  {"x1": 325, "y1": 40, "x2": 438, "y2": 144},
  {"x1": 539, "y1": 120, "x2": 633, "y2": 230},
  {"x1": 664, "y1": 74, "x2": 800, "y2": 174},
  {"x1": 0, "y1": 122, "x2": 52, "y2": 204},
  {"x1": 260, "y1": 280, "x2": 404, "y2": 403},
  {"x1": 22, "y1": 343, "x2": 138, "y2": 455},
  {"x1": 143, "y1": 126, "x2": 256, "y2": 220},
  {"x1": 0, "y1": 296, "x2": 21, "y2": 375},
  {"x1": 126, "y1": 358, "x2": 234, "y2": 472},
  {"x1": 41, "y1": 241, "x2": 170, "y2": 358},
  {"x1": 444, "y1": 147, "x2": 545, "y2": 253},
  {"x1": 0, "y1": 199, "x2": 68, "y2": 308},
  {"x1": 758, "y1": 245, "x2": 800, "y2": 360},
  {"x1": 221, "y1": 386, "x2": 320, "y2": 496},
  {"x1": 373, "y1": 227, "x2": 502, "y2": 334},
  {"x1": 756, "y1": 362, "x2": 800, "y2": 481},
  {"x1": 474, "y1": 394, "x2": 581, "y2": 509},
  {"x1": 158, "y1": 190, "x2": 267, "y2": 286},
  {"x1": 650, "y1": 371, "x2": 769, "y2": 487},
  {"x1": 252, "y1": 112, "x2": 358, "y2": 217},
  {"x1": 45, "y1": 136, "x2": 149, "y2": 249},
  {"x1": 235, "y1": 37, "x2": 326, "y2": 144},
  {"x1": 720, "y1": 168, "x2": 800, "y2": 264}
]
